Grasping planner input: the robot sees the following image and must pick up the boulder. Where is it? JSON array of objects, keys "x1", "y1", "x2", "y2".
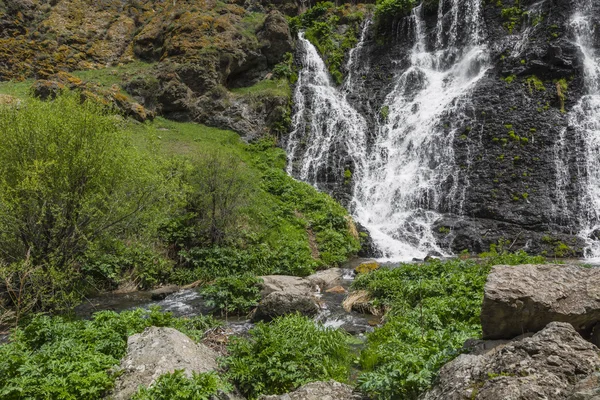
[
  {"x1": 307, "y1": 268, "x2": 345, "y2": 291},
  {"x1": 257, "y1": 10, "x2": 293, "y2": 66},
  {"x1": 259, "y1": 275, "x2": 315, "y2": 297},
  {"x1": 354, "y1": 261, "x2": 379, "y2": 275},
  {"x1": 326, "y1": 286, "x2": 347, "y2": 294},
  {"x1": 150, "y1": 284, "x2": 180, "y2": 300},
  {"x1": 252, "y1": 291, "x2": 320, "y2": 322},
  {"x1": 112, "y1": 327, "x2": 218, "y2": 399},
  {"x1": 260, "y1": 380, "x2": 364, "y2": 400},
  {"x1": 422, "y1": 322, "x2": 600, "y2": 400},
  {"x1": 481, "y1": 264, "x2": 600, "y2": 343}
]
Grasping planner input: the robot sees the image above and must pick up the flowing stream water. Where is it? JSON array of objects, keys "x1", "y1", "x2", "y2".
[
  {"x1": 288, "y1": 0, "x2": 489, "y2": 261},
  {"x1": 569, "y1": 0, "x2": 600, "y2": 257}
]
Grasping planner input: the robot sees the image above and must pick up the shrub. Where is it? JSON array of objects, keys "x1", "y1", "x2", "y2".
[
  {"x1": 354, "y1": 251, "x2": 547, "y2": 399},
  {"x1": 201, "y1": 273, "x2": 263, "y2": 316},
  {"x1": 132, "y1": 370, "x2": 229, "y2": 400},
  {"x1": 224, "y1": 313, "x2": 353, "y2": 399},
  {"x1": 0, "y1": 92, "x2": 168, "y2": 267},
  {"x1": 0, "y1": 308, "x2": 219, "y2": 399}
]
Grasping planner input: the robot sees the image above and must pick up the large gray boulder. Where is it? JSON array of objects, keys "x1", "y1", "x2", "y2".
[
  {"x1": 259, "y1": 275, "x2": 315, "y2": 297},
  {"x1": 481, "y1": 264, "x2": 600, "y2": 343},
  {"x1": 422, "y1": 322, "x2": 600, "y2": 400},
  {"x1": 112, "y1": 327, "x2": 218, "y2": 399},
  {"x1": 307, "y1": 268, "x2": 345, "y2": 291},
  {"x1": 260, "y1": 380, "x2": 364, "y2": 400}
]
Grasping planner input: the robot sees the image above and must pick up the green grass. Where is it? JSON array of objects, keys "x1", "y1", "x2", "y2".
[
  {"x1": 127, "y1": 117, "x2": 360, "y2": 280},
  {"x1": 71, "y1": 61, "x2": 156, "y2": 88},
  {"x1": 0, "y1": 79, "x2": 34, "y2": 99},
  {"x1": 230, "y1": 79, "x2": 291, "y2": 98}
]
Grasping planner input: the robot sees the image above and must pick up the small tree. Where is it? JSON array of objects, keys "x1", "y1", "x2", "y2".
[{"x1": 188, "y1": 152, "x2": 252, "y2": 246}]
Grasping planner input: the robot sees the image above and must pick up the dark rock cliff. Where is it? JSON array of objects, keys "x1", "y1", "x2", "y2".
[{"x1": 307, "y1": 0, "x2": 600, "y2": 256}]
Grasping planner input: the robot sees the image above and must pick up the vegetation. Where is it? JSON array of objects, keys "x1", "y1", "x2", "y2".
[
  {"x1": 290, "y1": 2, "x2": 366, "y2": 84},
  {"x1": 132, "y1": 370, "x2": 229, "y2": 400},
  {"x1": 0, "y1": 93, "x2": 359, "y2": 323},
  {"x1": 201, "y1": 274, "x2": 263, "y2": 316},
  {"x1": 354, "y1": 250, "x2": 546, "y2": 399},
  {"x1": 224, "y1": 313, "x2": 353, "y2": 399},
  {"x1": 0, "y1": 308, "x2": 219, "y2": 399}
]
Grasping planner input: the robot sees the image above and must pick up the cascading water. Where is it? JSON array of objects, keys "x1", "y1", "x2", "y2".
[
  {"x1": 287, "y1": 0, "x2": 490, "y2": 261},
  {"x1": 352, "y1": 2, "x2": 489, "y2": 260},
  {"x1": 569, "y1": 0, "x2": 600, "y2": 257},
  {"x1": 285, "y1": 33, "x2": 368, "y2": 190}
]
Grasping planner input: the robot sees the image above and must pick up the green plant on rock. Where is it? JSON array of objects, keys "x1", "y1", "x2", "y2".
[
  {"x1": 555, "y1": 78, "x2": 568, "y2": 113},
  {"x1": 0, "y1": 308, "x2": 219, "y2": 400},
  {"x1": 525, "y1": 75, "x2": 546, "y2": 94},
  {"x1": 200, "y1": 273, "x2": 263, "y2": 316},
  {"x1": 224, "y1": 313, "x2": 352, "y2": 399},
  {"x1": 501, "y1": 4, "x2": 526, "y2": 33},
  {"x1": 132, "y1": 370, "x2": 229, "y2": 400},
  {"x1": 354, "y1": 250, "x2": 545, "y2": 399}
]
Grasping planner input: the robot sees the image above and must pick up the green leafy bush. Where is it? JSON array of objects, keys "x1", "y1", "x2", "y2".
[
  {"x1": 375, "y1": 0, "x2": 416, "y2": 19},
  {"x1": 354, "y1": 251, "x2": 546, "y2": 399},
  {"x1": 290, "y1": 3, "x2": 365, "y2": 85},
  {"x1": 0, "y1": 308, "x2": 219, "y2": 399},
  {"x1": 132, "y1": 370, "x2": 229, "y2": 400},
  {"x1": 201, "y1": 273, "x2": 263, "y2": 316},
  {"x1": 224, "y1": 313, "x2": 353, "y2": 399}
]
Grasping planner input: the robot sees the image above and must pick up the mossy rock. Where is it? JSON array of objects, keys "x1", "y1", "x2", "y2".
[{"x1": 354, "y1": 261, "x2": 379, "y2": 275}]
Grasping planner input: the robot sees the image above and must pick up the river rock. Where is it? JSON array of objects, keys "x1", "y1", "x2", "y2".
[
  {"x1": 342, "y1": 290, "x2": 380, "y2": 315},
  {"x1": 150, "y1": 284, "x2": 180, "y2": 300},
  {"x1": 307, "y1": 268, "x2": 345, "y2": 290},
  {"x1": 259, "y1": 275, "x2": 315, "y2": 297},
  {"x1": 354, "y1": 261, "x2": 379, "y2": 275},
  {"x1": 260, "y1": 380, "x2": 365, "y2": 400},
  {"x1": 252, "y1": 291, "x2": 319, "y2": 322},
  {"x1": 421, "y1": 322, "x2": 600, "y2": 400},
  {"x1": 481, "y1": 264, "x2": 600, "y2": 343},
  {"x1": 112, "y1": 327, "x2": 218, "y2": 399}
]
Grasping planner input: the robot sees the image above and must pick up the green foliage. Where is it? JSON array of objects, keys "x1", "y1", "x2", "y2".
[
  {"x1": 224, "y1": 313, "x2": 353, "y2": 399},
  {"x1": 354, "y1": 251, "x2": 546, "y2": 399},
  {"x1": 380, "y1": 105, "x2": 390, "y2": 121},
  {"x1": 201, "y1": 273, "x2": 262, "y2": 316},
  {"x1": 0, "y1": 308, "x2": 219, "y2": 399},
  {"x1": 375, "y1": 0, "x2": 416, "y2": 19},
  {"x1": 290, "y1": 3, "x2": 364, "y2": 85},
  {"x1": 0, "y1": 93, "x2": 173, "y2": 311},
  {"x1": 132, "y1": 370, "x2": 229, "y2": 400},
  {"x1": 502, "y1": 74, "x2": 516, "y2": 84},
  {"x1": 273, "y1": 52, "x2": 298, "y2": 84},
  {"x1": 501, "y1": 4, "x2": 525, "y2": 33},
  {"x1": 144, "y1": 119, "x2": 359, "y2": 281},
  {"x1": 525, "y1": 75, "x2": 546, "y2": 94}
]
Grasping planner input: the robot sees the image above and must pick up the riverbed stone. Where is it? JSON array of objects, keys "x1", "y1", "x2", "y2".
[
  {"x1": 260, "y1": 380, "x2": 365, "y2": 399},
  {"x1": 481, "y1": 264, "x2": 600, "y2": 344},
  {"x1": 150, "y1": 284, "x2": 180, "y2": 300},
  {"x1": 259, "y1": 275, "x2": 315, "y2": 297},
  {"x1": 112, "y1": 327, "x2": 218, "y2": 399},
  {"x1": 307, "y1": 268, "x2": 345, "y2": 290},
  {"x1": 422, "y1": 322, "x2": 600, "y2": 400},
  {"x1": 252, "y1": 291, "x2": 320, "y2": 322},
  {"x1": 354, "y1": 261, "x2": 379, "y2": 275}
]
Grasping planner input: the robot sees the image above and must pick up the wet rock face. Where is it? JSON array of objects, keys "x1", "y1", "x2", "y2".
[
  {"x1": 421, "y1": 322, "x2": 600, "y2": 400},
  {"x1": 296, "y1": 0, "x2": 597, "y2": 256},
  {"x1": 481, "y1": 264, "x2": 600, "y2": 345}
]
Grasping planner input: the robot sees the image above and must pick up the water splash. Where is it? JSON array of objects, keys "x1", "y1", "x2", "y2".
[
  {"x1": 352, "y1": 3, "x2": 489, "y2": 261},
  {"x1": 285, "y1": 32, "x2": 368, "y2": 190},
  {"x1": 569, "y1": 0, "x2": 600, "y2": 257},
  {"x1": 288, "y1": 0, "x2": 490, "y2": 261}
]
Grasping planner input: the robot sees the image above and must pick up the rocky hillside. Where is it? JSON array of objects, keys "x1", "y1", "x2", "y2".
[{"x1": 0, "y1": 0, "x2": 304, "y2": 137}]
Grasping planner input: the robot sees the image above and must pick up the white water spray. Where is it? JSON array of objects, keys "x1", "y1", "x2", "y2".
[
  {"x1": 289, "y1": 0, "x2": 490, "y2": 261},
  {"x1": 570, "y1": 0, "x2": 600, "y2": 257}
]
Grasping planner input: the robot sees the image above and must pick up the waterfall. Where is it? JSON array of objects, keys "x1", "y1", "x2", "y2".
[
  {"x1": 285, "y1": 32, "x2": 368, "y2": 190},
  {"x1": 570, "y1": 0, "x2": 600, "y2": 257},
  {"x1": 352, "y1": 3, "x2": 489, "y2": 260},
  {"x1": 288, "y1": 0, "x2": 490, "y2": 261}
]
